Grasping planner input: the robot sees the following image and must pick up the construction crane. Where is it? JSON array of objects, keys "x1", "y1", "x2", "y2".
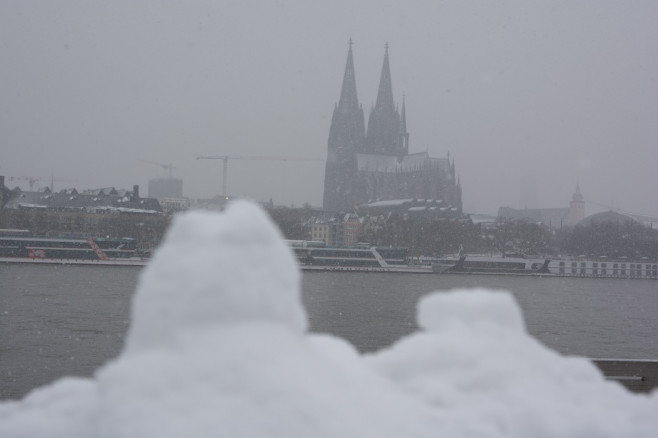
[
  {"x1": 8, "y1": 175, "x2": 76, "y2": 191},
  {"x1": 140, "y1": 160, "x2": 177, "y2": 178},
  {"x1": 7, "y1": 176, "x2": 41, "y2": 190},
  {"x1": 196, "y1": 155, "x2": 323, "y2": 197}
]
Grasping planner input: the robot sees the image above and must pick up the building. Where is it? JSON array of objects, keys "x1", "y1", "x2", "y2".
[
  {"x1": 567, "y1": 185, "x2": 586, "y2": 225},
  {"x1": 146, "y1": 177, "x2": 189, "y2": 214},
  {"x1": 310, "y1": 217, "x2": 344, "y2": 247},
  {"x1": 341, "y1": 213, "x2": 363, "y2": 246},
  {"x1": 576, "y1": 210, "x2": 640, "y2": 227},
  {"x1": 498, "y1": 185, "x2": 586, "y2": 228},
  {"x1": 308, "y1": 213, "x2": 364, "y2": 247},
  {"x1": 0, "y1": 178, "x2": 166, "y2": 249},
  {"x1": 311, "y1": 221, "x2": 332, "y2": 244},
  {"x1": 323, "y1": 41, "x2": 462, "y2": 213},
  {"x1": 148, "y1": 177, "x2": 183, "y2": 199}
]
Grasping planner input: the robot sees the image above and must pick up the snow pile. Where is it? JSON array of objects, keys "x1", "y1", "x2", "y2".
[
  {"x1": 367, "y1": 290, "x2": 658, "y2": 437},
  {"x1": 125, "y1": 202, "x2": 306, "y2": 353},
  {"x1": 1, "y1": 200, "x2": 657, "y2": 437}
]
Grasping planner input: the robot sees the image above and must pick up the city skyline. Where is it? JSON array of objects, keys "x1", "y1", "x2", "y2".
[{"x1": 2, "y1": 1, "x2": 657, "y2": 217}]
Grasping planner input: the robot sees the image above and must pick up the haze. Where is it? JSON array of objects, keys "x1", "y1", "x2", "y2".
[{"x1": 1, "y1": 1, "x2": 657, "y2": 217}]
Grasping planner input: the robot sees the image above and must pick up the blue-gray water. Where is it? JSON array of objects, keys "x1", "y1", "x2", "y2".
[{"x1": 1, "y1": 264, "x2": 657, "y2": 400}]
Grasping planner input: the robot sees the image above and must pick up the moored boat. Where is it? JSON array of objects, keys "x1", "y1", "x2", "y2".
[
  {"x1": 549, "y1": 258, "x2": 658, "y2": 279},
  {"x1": 287, "y1": 240, "x2": 435, "y2": 273},
  {"x1": 442, "y1": 253, "x2": 551, "y2": 275},
  {"x1": 0, "y1": 229, "x2": 149, "y2": 266},
  {"x1": 434, "y1": 251, "x2": 658, "y2": 279}
]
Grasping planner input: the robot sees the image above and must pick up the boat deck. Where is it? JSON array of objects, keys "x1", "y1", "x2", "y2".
[{"x1": 0, "y1": 257, "x2": 149, "y2": 266}]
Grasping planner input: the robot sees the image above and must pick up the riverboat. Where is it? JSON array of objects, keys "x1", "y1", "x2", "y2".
[
  {"x1": 434, "y1": 250, "x2": 657, "y2": 279},
  {"x1": 440, "y1": 253, "x2": 551, "y2": 275},
  {"x1": 287, "y1": 240, "x2": 437, "y2": 273},
  {"x1": 549, "y1": 258, "x2": 658, "y2": 279},
  {"x1": 0, "y1": 229, "x2": 149, "y2": 266}
]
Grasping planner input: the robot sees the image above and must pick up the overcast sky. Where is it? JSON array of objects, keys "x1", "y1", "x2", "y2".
[{"x1": 2, "y1": 1, "x2": 657, "y2": 217}]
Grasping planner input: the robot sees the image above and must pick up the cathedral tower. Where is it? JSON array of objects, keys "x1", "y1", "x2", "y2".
[
  {"x1": 323, "y1": 40, "x2": 365, "y2": 212},
  {"x1": 365, "y1": 44, "x2": 408, "y2": 156}
]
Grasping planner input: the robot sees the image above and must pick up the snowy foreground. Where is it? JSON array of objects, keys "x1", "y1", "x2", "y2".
[{"x1": 1, "y1": 201, "x2": 657, "y2": 438}]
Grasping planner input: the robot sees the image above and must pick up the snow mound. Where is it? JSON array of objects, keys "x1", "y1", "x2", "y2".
[
  {"x1": 418, "y1": 288, "x2": 525, "y2": 332},
  {"x1": 368, "y1": 288, "x2": 658, "y2": 437},
  {"x1": 125, "y1": 200, "x2": 307, "y2": 353},
  {"x1": 1, "y1": 200, "x2": 657, "y2": 438}
]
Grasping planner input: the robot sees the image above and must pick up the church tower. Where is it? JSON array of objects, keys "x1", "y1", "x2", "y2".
[
  {"x1": 323, "y1": 40, "x2": 366, "y2": 212},
  {"x1": 365, "y1": 44, "x2": 408, "y2": 156},
  {"x1": 322, "y1": 41, "x2": 461, "y2": 214},
  {"x1": 567, "y1": 185, "x2": 586, "y2": 225}
]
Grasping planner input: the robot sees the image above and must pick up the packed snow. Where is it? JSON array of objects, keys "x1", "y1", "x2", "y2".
[{"x1": 1, "y1": 200, "x2": 656, "y2": 437}]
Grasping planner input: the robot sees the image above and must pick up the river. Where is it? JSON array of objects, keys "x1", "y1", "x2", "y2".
[{"x1": 1, "y1": 263, "x2": 656, "y2": 400}]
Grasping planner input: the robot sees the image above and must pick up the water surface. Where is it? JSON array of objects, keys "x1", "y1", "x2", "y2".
[{"x1": 2, "y1": 264, "x2": 656, "y2": 399}]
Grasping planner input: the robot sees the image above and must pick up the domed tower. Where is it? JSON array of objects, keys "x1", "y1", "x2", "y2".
[{"x1": 567, "y1": 185, "x2": 585, "y2": 225}]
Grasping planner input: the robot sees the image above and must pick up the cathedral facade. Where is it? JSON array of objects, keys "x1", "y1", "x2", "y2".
[{"x1": 323, "y1": 42, "x2": 462, "y2": 213}]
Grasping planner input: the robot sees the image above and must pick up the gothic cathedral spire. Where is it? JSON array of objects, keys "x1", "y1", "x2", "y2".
[
  {"x1": 337, "y1": 39, "x2": 359, "y2": 114},
  {"x1": 324, "y1": 40, "x2": 365, "y2": 211},
  {"x1": 374, "y1": 43, "x2": 395, "y2": 115},
  {"x1": 327, "y1": 38, "x2": 366, "y2": 153},
  {"x1": 365, "y1": 43, "x2": 406, "y2": 156}
]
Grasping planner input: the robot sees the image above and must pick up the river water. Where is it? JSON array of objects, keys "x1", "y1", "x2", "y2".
[{"x1": 1, "y1": 263, "x2": 657, "y2": 400}]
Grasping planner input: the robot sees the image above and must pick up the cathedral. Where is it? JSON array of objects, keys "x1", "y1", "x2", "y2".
[{"x1": 322, "y1": 42, "x2": 462, "y2": 213}]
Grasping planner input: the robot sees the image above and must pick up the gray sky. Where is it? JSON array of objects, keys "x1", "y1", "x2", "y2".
[{"x1": 2, "y1": 1, "x2": 657, "y2": 217}]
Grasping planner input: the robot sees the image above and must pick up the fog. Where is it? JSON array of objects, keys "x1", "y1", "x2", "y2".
[{"x1": 1, "y1": 1, "x2": 657, "y2": 217}]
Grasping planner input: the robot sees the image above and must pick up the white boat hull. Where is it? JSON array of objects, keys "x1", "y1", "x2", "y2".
[{"x1": 0, "y1": 257, "x2": 149, "y2": 267}]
